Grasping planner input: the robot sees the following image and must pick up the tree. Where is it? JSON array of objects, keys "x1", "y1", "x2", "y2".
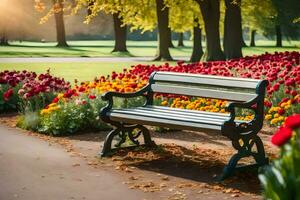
[
  {"x1": 197, "y1": 0, "x2": 225, "y2": 61},
  {"x1": 166, "y1": 0, "x2": 204, "y2": 61},
  {"x1": 190, "y1": 18, "x2": 203, "y2": 62},
  {"x1": 242, "y1": 0, "x2": 300, "y2": 48},
  {"x1": 250, "y1": 29, "x2": 256, "y2": 46},
  {"x1": 223, "y1": 0, "x2": 243, "y2": 59},
  {"x1": 242, "y1": 0, "x2": 275, "y2": 47},
  {"x1": 0, "y1": 0, "x2": 9, "y2": 46},
  {"x1": 35, "y1": 0, "x2": 68, "y2": 47},
  {"x1": 154, "y1": 0, "x2": 173, "y2": 60},
  {"x1": 177, "y1": 32, "x2": 184, "y2": 47},
  {"x1": 84, "y1": 1, "x2": 128, "y2": 52},
  {"x1": 0, "y1": 35, "x2": 9, "y2": 46},
  {"x1": 53, "y1": 0, "x2": 68, "y2": 47},
  {"x1": 271, "y1": 0, "x2": 300, "y2": 47},
  {"x1": 83, "y1": 0, "x2": 172, "y2": 60},
  {"x1": 275, "y1": 25, "x2": 282, "y2": 47},
  {"x1": 112, "y1": 13, "x2": 128, "y2": 52}
]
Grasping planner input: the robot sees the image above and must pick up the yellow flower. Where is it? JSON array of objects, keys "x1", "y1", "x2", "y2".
[
  {"x1": 270, "y1": 118, "x2": 279, "y2": 125},
  {"x1": 48, "y1": 103, "x2": 57, "y2": 108},
  {"x1": 40, "y1": 109, "x2": 50, "y2": 115},
  {"x1": 284, "y1": 105, "x2": 291, "y2": 110},
  {"x1": 57, "y1": 93, "x2": 64, "y2": 99},
  {"x1": 265, "y1": 114, "x2": 272, "y2": 120},
  {"x1": 161, "y1": 101, "x2": 168, "y2": 106}
]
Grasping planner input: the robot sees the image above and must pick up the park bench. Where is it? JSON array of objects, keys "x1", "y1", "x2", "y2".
[{"x1": 100, "y1": 71, "x2": 269, "y2": 180}]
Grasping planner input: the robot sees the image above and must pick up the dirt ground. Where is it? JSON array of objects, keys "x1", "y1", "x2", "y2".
[{"x1": 0, "y1": 114, "x2": 279, "y2": 200}]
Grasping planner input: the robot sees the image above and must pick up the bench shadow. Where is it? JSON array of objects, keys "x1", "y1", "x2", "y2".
[
  {"x1": 152, "y1": 129, "x2": 229, "y2": 146},
  {"x1": 113, "y1": 144, "x2": 261, "y2": 195},
  {"x1": 65, "y1": 131, "x2": 264, "y2": 195},
  {"x1": 66, "y1": 129, "x2": 229, "y2": 147}
]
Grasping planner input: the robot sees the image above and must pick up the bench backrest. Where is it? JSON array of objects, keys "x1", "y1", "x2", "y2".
[{"x1": 149, "y1": 71, "x2": 268, "y2": 102}]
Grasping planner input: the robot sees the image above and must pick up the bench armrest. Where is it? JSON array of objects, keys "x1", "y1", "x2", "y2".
[
  {"x1": 100, "y1": 84, "x2": 151, "y2": 122},
  {"x1": 101, "y1": 84, "x2": 150, "y2": 101},
  {"x1": 226, "y1": 96, "x2": 259, "y2": 122}
]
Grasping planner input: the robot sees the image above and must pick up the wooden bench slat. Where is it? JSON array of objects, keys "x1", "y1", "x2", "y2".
[
  {"x1": 141, "y1": 106, "x2": 249, "y2": 123},
  {"x1": 148, "y1": 106, "x2": 230, "y2": 117},
  {"x1": 133, "y1": 107, "x2": 230, "y2": 121},
  {"x1": 144, "y1": 106, "x2": 229, "y2": 117},
  {"x1": 153, "y1": 72, "x2": 260, "y2": 89},
  {"x1": 151, "y1": 84, "x2": 258, "y2": 102},
  {"x1": 109, "y1": 113, "x2": 222, "y2": 131},
  {"x1": 111, "y1": 109, "x2": 227, "y2": 124}
]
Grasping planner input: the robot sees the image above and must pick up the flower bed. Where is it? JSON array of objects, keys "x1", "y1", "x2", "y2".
[
  {"x1": 0, "y1": 69, "x2": 70, "y2": 113},
  {"x1": 1, "y1": 51, "x2": 299, "y2": 136}
]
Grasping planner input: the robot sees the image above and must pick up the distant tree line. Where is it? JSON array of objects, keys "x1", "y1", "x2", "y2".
[{"x1": 1, "y1": 0, "x2": 300, "y2": 62}]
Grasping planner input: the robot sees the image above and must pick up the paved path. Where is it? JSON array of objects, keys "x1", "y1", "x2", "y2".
[
  {"x1": 0, "y1": 125, "x2": 158, "y2": 200},
  {"x1": 0, "y1": 57, "x2": 189, "y2": 63}
]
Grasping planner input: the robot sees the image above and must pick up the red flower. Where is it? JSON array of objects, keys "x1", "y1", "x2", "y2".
[
  {"x1": 278, "y1": 108, "x2": 285, "y2": 115},
  {"x1": 88, "y1": 95, "x2": 96, "y2": 100},
  {"x1": 78, "y1": 87, "x2": 86, "y2": 92},
  {"x1": 3, "y1": 88, "x2": 14, "y2": 101},
  {"x1": 291, "y1": 90, "x2": 297, "y2": 97},
  {"x1": 82, "y1": 100, "x2": 87, "y2": 105},
  {"x1": 52, "y1": 97, "x2": 59, "y2": 103},
  {"x1": 271, "y1": 126, "x2": 293, "y2": 146},
  {"x1": 285, "y1": 114, "x2": 300, "y2": 129}
]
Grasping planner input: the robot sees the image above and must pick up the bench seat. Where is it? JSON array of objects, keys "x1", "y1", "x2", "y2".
[{"x1": 108, "y1": 106, "x2": 248, "y2": 131}]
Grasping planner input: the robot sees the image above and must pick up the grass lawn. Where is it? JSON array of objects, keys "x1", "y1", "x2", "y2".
[
  {"x1": 0, "y1": 62, "x2": 172, "y2": 83},
  {"x1": 0, "y1": 40, "x2": 299, "y2": 82},
  {"x1": 0, "y1": 40, "x2": 299, "y2": 58}
]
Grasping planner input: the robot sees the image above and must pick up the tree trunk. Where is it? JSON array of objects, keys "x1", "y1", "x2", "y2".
[
  {"x1": 190, "y1": 19, "x2": 203, "y2": 62},
  {"x1": 223, "y1": 0, "x2": 243, "y2": 59},
  {"x1": 241, "y1": 38, "x2": 247, "y2": 47},
  {"x1": 178, "y1": 32, "x2": 184, "y2": 47},
  {"x1": 168, "y1": 28, "x2": 174, "y2": 48},
  {"x1": 275, "y1": 25, "x2": 282, "y2": 47},
  {"x1": 53, "y1": 0, "x2": 68, "y2": 47},
  {"x1": 197, "y1": 0, "x2": 225, "y2": 61},
  {"x1": 250, "y1": 30, "x2": 256, "y2": 47},
  {"x1": 154, "y1": 0, "x2": 173, "y2": 61},
  {"x1": 0, "y1": 35, "x2": 9, "y2": 46},
  {"x1": 112, "y1": 13, "x2": 128, "y2": 52}
]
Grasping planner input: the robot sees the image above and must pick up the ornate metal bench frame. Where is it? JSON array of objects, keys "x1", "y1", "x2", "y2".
[{"x1": 100, "y1": 71, "x2": 269, "y2": 180}]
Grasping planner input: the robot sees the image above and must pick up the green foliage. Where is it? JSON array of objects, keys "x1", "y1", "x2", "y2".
[
  {"x1": 259, "y1": 129, "x2": 300, "y2": 200},
  {"x1": 242, "y1": 0, "x2": 276, "y2": 36},
  {"x1": 75, "y1": 0, "x2": 204, "y2": 34},
  {"x1": 271, "y1": 0, "x2": 300, "y2": 40},
  {"x1": 242, "y1": 0, "x2": 300, "y2": 39},
  {"x1": 113, "y1": 96, "x2": 146, "y2": 109},
  {"x1": 0, "y1": 84, "x2": 21, "y2": 113},
  {"x1": 19, "y1": 93, "x2": 57, "y2": 114},
  {"x1": 17, "y1": 111, "x2": 40, "y2": 131},
  {"x1": 38, "y1": 99, "x2": 109, "y2": 136}
]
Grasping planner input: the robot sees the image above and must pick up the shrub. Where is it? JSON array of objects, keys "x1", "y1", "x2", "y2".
[
  {"x1": 0, "y1": 70, "x2": 70, "y2": 113},
  {"x1": 259, "y1": 114, "x2": 300, "y2": 200},
  {"x1": 17, "y1": 111, "x2": 40, "y2": 131},
  {"x1": 37, "y1": 94, "x2": 110, "y2": 136}
]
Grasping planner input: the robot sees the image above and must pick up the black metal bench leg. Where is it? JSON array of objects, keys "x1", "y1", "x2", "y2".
[
  {"x1": 138, "y1": 125, "x2": 156, "y2": 147},
  {"x1": 220, "y1": 134, "x2": 268, "y2": 181},
  {"x1": 252, "y1": 135, "x2": 269, "y2": 166},
  {"x1": 100, "y1": 125, "x2": 156, "y2": 157},
  {"x1": 100, "y1": 128, "x2": 121, "y2": 157},
  {"x1": 220, "y1": 153, "x2": 242, "y2": 180}
]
